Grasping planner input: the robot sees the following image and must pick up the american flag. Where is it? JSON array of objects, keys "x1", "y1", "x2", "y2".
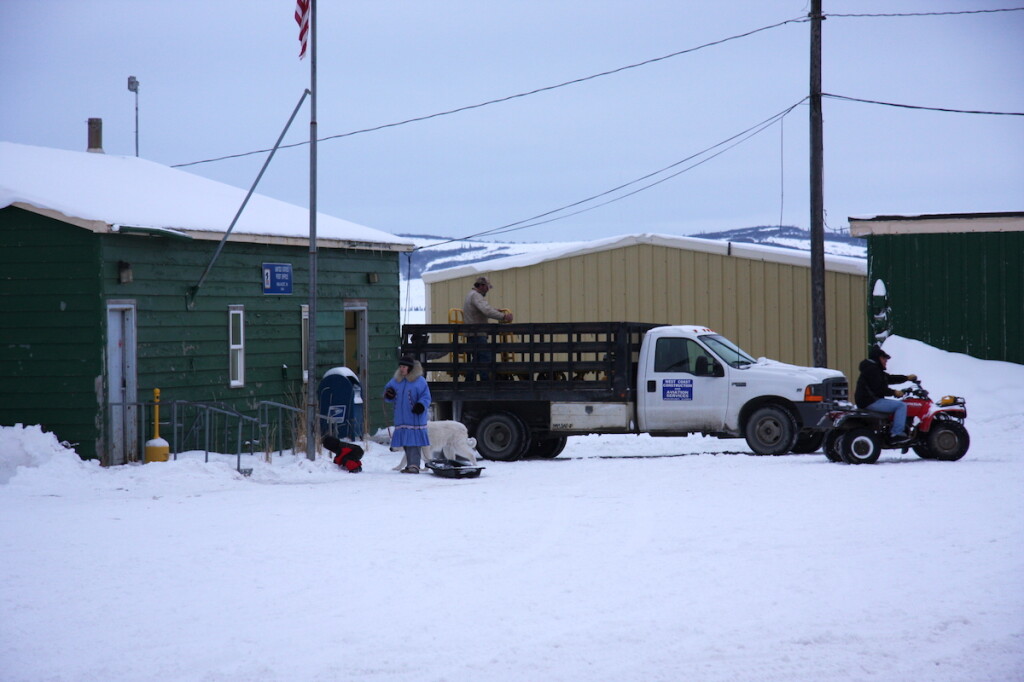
[{"x1": 295, "y1": 0, "x2": 310, "y2": 59}]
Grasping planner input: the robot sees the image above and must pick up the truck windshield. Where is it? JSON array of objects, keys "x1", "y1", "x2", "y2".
[{"x1": 700, "y1": 334, "x2": 756, "y2": 368}]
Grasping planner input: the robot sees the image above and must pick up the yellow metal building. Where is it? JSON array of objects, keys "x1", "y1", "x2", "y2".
[{"x1": 423, "y1": 234, "x2": 867, "y2": 382}]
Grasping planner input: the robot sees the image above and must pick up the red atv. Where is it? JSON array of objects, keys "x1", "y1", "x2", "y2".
[{"x1": 823, "y1": 380, "x2": 969, "y2": 465}]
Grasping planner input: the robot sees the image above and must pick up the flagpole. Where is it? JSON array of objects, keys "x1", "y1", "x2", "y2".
[{"x1": 305, "y1": 0, "x2": 319, "y2": 459}]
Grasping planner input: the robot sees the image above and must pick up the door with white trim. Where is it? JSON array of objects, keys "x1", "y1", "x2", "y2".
[{"x1": 106, "y1": 301, "x2": 138, "y2": 465}]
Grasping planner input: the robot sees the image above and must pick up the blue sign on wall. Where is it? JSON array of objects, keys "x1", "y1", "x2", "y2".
[{"x1": 262, "y1": 263, "x2": 293, "y2": 295}]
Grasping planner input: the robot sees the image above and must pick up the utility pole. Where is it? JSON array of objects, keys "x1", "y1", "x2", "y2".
[{"x1": 809, "y1": 0, "x2": 827, "y2": 367}]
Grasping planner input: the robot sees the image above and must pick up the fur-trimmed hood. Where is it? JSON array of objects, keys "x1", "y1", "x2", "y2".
[{"x1": 393, "y1": 360, "x2": 424, "y2": 382}]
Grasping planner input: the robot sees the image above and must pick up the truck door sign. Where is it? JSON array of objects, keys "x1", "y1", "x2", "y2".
[{"x1": 662, "y1": 378, "x2": 693, "y2": 401}]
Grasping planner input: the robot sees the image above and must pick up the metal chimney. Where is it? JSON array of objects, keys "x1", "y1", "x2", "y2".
[{"x1": 87, "y1": 118, "x2": 104, "y2": 153}]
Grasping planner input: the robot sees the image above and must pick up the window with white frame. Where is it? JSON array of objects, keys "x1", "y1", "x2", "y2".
[
  {"x1": 301, "y1": 304, "x2": 309, "y2": 384},
  {"x1": 229, "y1": 305, "x2": 245, "y2": 387}
]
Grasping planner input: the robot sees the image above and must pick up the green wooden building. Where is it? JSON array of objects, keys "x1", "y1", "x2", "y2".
[
  {"x1": 0, "y1": 141, "x2": 413, "y2": 463},
  {"x1": 850, "y1": 212, "x2": 1023, "y2": 365}
]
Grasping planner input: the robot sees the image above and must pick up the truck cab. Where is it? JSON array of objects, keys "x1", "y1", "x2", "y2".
[{"x1": 636, "y1": 326, "x2": 847, "y2": 454}]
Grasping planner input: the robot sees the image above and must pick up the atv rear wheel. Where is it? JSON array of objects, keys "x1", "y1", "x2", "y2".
[
  {"x1": 823, "y1": 430, "x2": 843, "y2": 463},
  {"x1": 841, "y1": 426, "x2": 882, "y2": 465},
  {"x1": 927, "y1": 422, "x2": 970, "y2": 461}
]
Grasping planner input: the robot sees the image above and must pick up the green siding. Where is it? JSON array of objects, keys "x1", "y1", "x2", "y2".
[
  {"x1": 867, "y1": 231, "x2": 1023, "y2": 364},
  {"x1": 0, "y1": 208, "x2": 104, "y2": 457},
  {"x1": 1, "y1": 205, "x2": 405, "y2": 460},
  {"x1": 100, "y1": 235, "x2": 402, "y2": 426}
]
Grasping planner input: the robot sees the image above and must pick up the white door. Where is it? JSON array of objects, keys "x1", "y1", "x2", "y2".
[
  {"x1": 106, "y1": 302, "x2": 138, "y2": 465},
  {"x1": 344, "y1": 305, "x2": 369, "y2": 388},
  {"x1": 344, "y1": 303, "x2": 369, "y2": 434},
  {"x1": 640, "y1": 335, "x2": 729, "y2": 432}
]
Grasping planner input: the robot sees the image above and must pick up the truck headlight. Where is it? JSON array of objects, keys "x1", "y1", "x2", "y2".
[{"x1": 803, "y1": 384, "x2": 825, "y2": 402}]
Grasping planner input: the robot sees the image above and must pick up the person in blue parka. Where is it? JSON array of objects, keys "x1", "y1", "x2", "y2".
[{"x1": 383, "y1": 355, "x2": 431, "y2": 474}]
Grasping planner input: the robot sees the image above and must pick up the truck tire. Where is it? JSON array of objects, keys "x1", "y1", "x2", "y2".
[
  {"x1": 927, "y1": 421, "x2": 969, "y2": 461},
  {"x1": 474, "y1": 412, "x2": 528, "y2": 462},
  {"x1": 745, "y1": 405, "x2": 798, "y2": 455},
  {"x1": 528, "y1": 435, "x2": 568, "y2": 459},
  {"x1": 791, "y1": 431, "x2": 825, "y2": 454},
  {"x1": 840, "y1": 426, "x2": 882, "y2": 464}
]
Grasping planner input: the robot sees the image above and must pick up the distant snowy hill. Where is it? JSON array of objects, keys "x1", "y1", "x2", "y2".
[
  {"x1": 691, "y1": 225, "x2": 867, "y2": 258},
  {"x1": 398, "y1": 226, "x2": 865, "y2": 322},
  {"x1": 400, "y1": 225, "x2": 864, "y2": 278}
]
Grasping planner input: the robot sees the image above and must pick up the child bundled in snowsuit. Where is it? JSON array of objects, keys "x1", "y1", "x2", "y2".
[
  {"x1": 321, "y1": 435, "x2": 364, "y2": 473},
  {"x1": 383, "y1": 356, "x2": 431, "y2": 474}
]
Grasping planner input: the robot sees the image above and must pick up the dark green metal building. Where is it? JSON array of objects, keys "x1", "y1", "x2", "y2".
[
  {"x1": 1, "y1": 141, "x2": 413, "y2": 463},
  {"x1": 850, "y1": 212, "x2": 1023, "y2": 365}
]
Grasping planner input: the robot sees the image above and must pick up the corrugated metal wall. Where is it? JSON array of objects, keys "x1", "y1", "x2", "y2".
[
  {"x1": 867, "y1": 231, "x2": 1023, "y2": 364},
  {"x1": 427, "y1": 242, "x2": 867, "y2": 382}
]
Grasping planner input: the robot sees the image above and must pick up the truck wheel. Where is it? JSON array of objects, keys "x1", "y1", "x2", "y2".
[
  {"x1": 927, "y1": 422, "x2": 970, "y2": 461},
  {"x1": 528, "y1": 436, "x2": 568, "y2": 459},
  {"x1": 745, "y1": 405, "x2": 798, "y2": 455},
  {"x1": 840, "y1": 426, "x2": 881, "y2": 464},
  {"x1": 474, "y1": 412, "x2": 528, "y2": 462},
  {"x1": 791, "y1": 431, "x2": 825, "y2": 454},
  {"x1": 823, "y1": 430, "x2": 843, "y2": 462}
]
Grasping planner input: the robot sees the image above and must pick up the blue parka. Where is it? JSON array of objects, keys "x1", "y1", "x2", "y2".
[{"x1": 383, "y1": 360, "x2": 431, "y2": 447}]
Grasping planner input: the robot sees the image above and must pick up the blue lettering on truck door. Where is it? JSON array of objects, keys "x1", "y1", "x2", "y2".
[{"x1": 662, "y1": 379, "x2": 693, "y2": 400}]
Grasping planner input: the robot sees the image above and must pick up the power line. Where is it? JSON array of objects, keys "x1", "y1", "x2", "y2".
[
  {"x1": 172, "y1": 15, "x2": 808, "y2": 169},
  {"x1": 826, "y1": 7, "x2": 1024, "y2": 18},
  {"x1": 824, "y1": 93, "x2": 1024, "y2": 116},
  {"x1": 415, "y1": 99, "x2": 807, "y2": 250}
]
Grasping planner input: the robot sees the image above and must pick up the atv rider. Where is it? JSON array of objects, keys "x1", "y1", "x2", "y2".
[{"x1": 854, "y1": 345, "x2": 917, "y2": 443}]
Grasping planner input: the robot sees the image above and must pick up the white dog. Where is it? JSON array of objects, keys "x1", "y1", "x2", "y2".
[{"x1": 376, "y1": 420, "x2": 479, "y2": 470}]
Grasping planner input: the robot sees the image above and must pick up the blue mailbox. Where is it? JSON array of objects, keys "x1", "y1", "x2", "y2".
[{"x1": 318, "y1": 367, "x2": 364, "y2": 439}]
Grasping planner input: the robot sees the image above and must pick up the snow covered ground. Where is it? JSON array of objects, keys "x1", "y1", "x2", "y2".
[{"x1": 2, "y1": 336, "x2": 1022, "y2": 681}]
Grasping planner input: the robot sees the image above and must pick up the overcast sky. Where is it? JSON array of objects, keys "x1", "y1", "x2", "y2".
[{"x1": 2, "y1": 1, "x2": 1022, "y2": 243}]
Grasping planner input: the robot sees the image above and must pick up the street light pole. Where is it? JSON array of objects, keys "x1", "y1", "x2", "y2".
[{"x1": 127, "y1": 76, "x2": 139, "y2": 157}]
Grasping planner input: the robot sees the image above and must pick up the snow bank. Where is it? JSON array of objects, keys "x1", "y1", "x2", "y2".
[
  {"x1": 0, "y1": 423, "x2": 95, "y2": 484},
  {"x1": 883, "y1": 334, "x2": 1024, "y2": 433}
]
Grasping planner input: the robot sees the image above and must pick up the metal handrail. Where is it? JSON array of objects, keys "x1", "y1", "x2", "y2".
[{"x1": 257, "y1": 401, "x2": 306, "y2": 457}]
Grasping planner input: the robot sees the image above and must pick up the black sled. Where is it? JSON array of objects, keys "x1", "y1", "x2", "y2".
[{"x1": 424, "y1": 455, "x2": 484, "y2": 479}]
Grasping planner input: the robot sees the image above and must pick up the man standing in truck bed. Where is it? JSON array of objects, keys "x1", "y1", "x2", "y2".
[{"x1": 463, "y1": 276, "x2": 512, "y2": 380}]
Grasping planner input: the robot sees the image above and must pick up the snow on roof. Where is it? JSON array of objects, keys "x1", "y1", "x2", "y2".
[
  {"x1": 849, "y1": 212, "x2": 1024, "y2": 237},
  {"x1": 421, "y1": 232, "x2": 866, "y2": 283},
  {"x1": 0, "y1": 141, "x2": 413, "y2": 251}
]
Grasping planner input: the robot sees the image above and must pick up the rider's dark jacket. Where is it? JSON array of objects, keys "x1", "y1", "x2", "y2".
[{"x1": 854, "y1": 347, "x2": 910, "y2": 408}]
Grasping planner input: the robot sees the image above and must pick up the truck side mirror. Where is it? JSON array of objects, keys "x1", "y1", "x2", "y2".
[{"x1": 713, "y1": 362, "x2": 725, "y2": 378}]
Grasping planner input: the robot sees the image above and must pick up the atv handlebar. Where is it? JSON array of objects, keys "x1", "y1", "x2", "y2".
[{"x1": 900, "y1": 380, "x2": 929, "y2": 400}]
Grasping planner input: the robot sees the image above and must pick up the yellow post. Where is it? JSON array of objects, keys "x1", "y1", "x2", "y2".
[{"x1": 144, "y1": 388, "x2": 170, "y2": 463}]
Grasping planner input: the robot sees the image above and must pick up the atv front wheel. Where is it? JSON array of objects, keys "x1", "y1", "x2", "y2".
[
  {"x1": 912, "y1": 442, "x2": 936, "y2": 459},
  {"x1": 927, "y1": 422, "x2": 970, "y2": 461}
]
